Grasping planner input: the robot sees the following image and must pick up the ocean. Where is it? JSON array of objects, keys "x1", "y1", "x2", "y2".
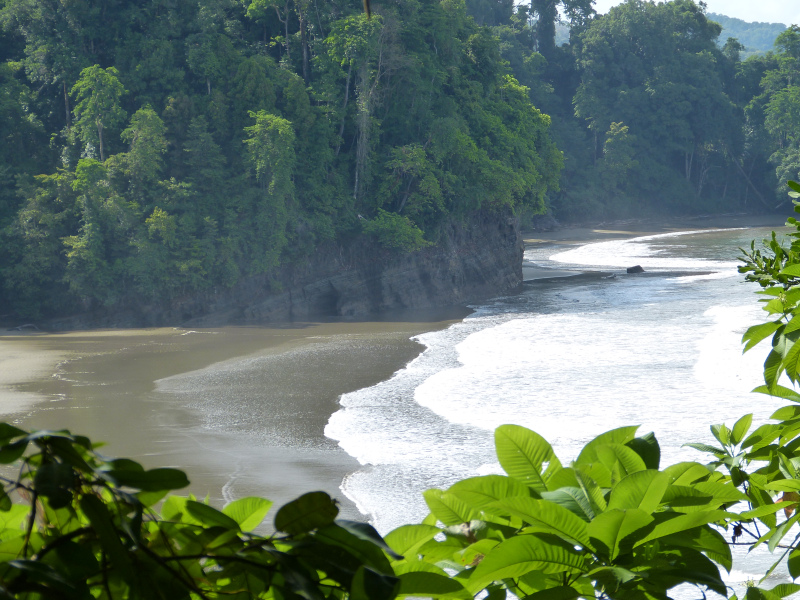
[{"x1": 325, "y1": 224, "x2": 793, "y2": 590}]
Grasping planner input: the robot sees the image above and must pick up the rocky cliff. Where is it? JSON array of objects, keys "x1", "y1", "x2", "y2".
[{"x1": 48, "y1": 210, "x2": 523, "y2": 329}]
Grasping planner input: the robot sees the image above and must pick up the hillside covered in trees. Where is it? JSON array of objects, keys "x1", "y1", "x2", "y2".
[
  {"x1": 0, "y1": 0, "x2": 799, "y2": 320},
  {"x1": 708, "y1": 12, "x2": 787, "y2": 58}
]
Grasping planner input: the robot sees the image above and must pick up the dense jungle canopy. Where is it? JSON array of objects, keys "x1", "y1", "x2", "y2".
[{"x1": 0, "y1": 0, "x2": 798, "y2": 319}]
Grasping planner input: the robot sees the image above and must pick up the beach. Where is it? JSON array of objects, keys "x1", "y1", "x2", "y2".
[{"x1": 0, "y1": 310, "x2": 468, "y2": 519}]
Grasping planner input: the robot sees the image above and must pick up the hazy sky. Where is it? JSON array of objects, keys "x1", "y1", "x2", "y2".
[{"x1": 593, "y1": 1, "x2": 800, "y2": 26}]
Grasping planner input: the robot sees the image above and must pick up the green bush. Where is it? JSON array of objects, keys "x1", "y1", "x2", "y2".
[{"x1": 362, "y1": 210, "x2": 432, "y2": 252}]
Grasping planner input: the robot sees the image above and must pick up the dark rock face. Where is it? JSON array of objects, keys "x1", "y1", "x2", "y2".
[
  {"x1": 48, "y1": 210, "x2": 523, "y2": 329},
  {"x1": 626, "y1": 265, "x2": 645, "y2": 273}
]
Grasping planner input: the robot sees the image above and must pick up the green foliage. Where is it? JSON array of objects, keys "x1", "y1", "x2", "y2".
[
  {"x1": 0, "y1": 0, "x2": 564, "y2": 318},
  {"x1": 406, "y1": 424, "x2": 737, "y2": 599},
  {"x1": 362, "y1": 209, "x2": 431, "y2": 252},
  {"x1": 708, "y1": 13, "x2": 787, "y2": 59},
  {"x1": 71, "y1": 66, "x2": 127, "y2": 162},
  {"x1": 0, "y1": 424, "x2": 406, "y2": 599}
]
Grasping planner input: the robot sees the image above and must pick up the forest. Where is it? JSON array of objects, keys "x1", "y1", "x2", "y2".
[
  {"x1": 707, "y1": 13, "x2": 787, "y2": 59},
  {"x1": 0, "y1": 0, "x2": 799, "y2": 319}
]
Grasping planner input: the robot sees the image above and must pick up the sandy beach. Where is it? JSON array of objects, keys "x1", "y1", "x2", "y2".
[{"x1": 0, "y1": 310, "x2": 469, "y2": 519}]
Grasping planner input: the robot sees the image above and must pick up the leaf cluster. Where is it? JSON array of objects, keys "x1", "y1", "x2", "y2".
[{"x1": 0, "y1": 424, "x2": 408, "y2": 600}]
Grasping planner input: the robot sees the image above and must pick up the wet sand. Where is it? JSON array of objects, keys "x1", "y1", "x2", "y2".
[{"x1": 0, "y1": 310, "x2": 468, "y2": 520}]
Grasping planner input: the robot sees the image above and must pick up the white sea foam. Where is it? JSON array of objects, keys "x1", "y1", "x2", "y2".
[{"x1": 546, "y1": 228, "x2": 745, "y2": 271}]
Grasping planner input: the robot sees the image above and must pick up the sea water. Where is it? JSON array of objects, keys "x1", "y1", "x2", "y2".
[{"x1": 324, "y1": 225, "x2": 793, "y2": 590}]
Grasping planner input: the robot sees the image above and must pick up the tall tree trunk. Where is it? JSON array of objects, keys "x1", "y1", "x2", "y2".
[
  {"x1": 354, "y1": 62, "x2": 370, "y2": 201},
  {"x1": 314, "y1": 0, "x2": 326, "y2": 38},
  {"x1": 98, "y1": 121, "x2": 104, "y2": 161},
  {"x1": 684, "y1": 147, "x2": 694, "y2": 181},
  {"x1": 335, "y1": 62, "x2": 352, "y2": 157},
  {"x1": 300, "y1": 13, "x2": 310, "y2": 83},
  {"x1": 63, "y1": 81, "x2": 71, "y2": 132},
  {"x1": 275, "y1": 4, "x2": 290, "y2": 60},
  {"x1": 732, "y1": 156, "x2": 770, "y2": 208}
]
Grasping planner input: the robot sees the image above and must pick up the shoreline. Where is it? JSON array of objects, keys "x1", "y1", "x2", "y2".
[
  {"x1": 520, "y1": 212, "x2": 791, "y2": 281},
  {"x1": 0, "y1": 312, "x2": 469, "y2": 519},
  {"x1": 0, "y1": 215, "x2": 788, "y2": 520}
]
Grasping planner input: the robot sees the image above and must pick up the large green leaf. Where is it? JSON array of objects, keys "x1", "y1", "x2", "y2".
[
  {"x1": 607, "y1": 470, "x2": 669, "y2": 513},
  {"x1": 586, "y1": 508, "x2": 653, "y2": 560},
  {"x1": 396, "y1": 571, "x2": 471, "y2": 599},
  {"x1": 767, "y1": 513, "x2": 800, "y2": 552},
  {"x1": 738, "y1": 502, "x2": 794, "y2": 520},
  {"x1": 186, "y1": 500, "x2": 241, "y2": 530},
  {"x1": 494, "y1": 425, "x2": 561, "y2": 492},
  {"x1": 524, "y1": 586, "x2": 582, "y2": 600},
  {"x1": 781, "y1": 264, "x2": 800, "y2": 277},
  {"x1": 594, "y1": 444, "x2": 647, "y2": 480},
  {"x1": 351, "y1": 565, "x2": 399, "y2": 600},
  {"x1": 741, "y1": 423, "x2": 783, "y2": 451},
  {"x1": 0, "y1": 424, "x2": 25, "y2": 445},
  {"x1": 659, "y1": 526, "x2": 732, "y2": 572},
  {"x1": 275, "y1": 491, "x2": 338, "y2": 534},
  {"x1": 634, "y1": 510, "x2": 730, "y2": 546},
  {"x1": 731, "y1": 414, "x2": 754, "y2": 445},
  {"x1": 574, "y1": 469, "x2": 607, "y2": 514},
  {"x1": 495, "y1": 497, "x2": 590, "y2": 547},
  {"x1": 752, "y1": 384, "x2": 800, "y2": 403},
  {"x1": 337, "y1": 520, "x2": 403, "y2": 560},
  {"x1": 574, "y1": 426, "x2": 639, "y2": 467},
  {"x1": 418, "y1": 535, "x2": 467, "y2": 565},
  {"x1": 466, "y1": 534, "x2": 585, "y2": 593},
  {"x1": 540, "y1": 488, "x2": 595, "y2": 522},
  {"x1": 384, "y1": 524, "x2": 441, "y2": 557},
  {"x1": 394, "y1": 559, "x2": 471, "y2": 599},
  {"x1": 762, "y1": 479, "x2": 800, "y2": 492},
  {"x1": 458, "y1": 539, "x2": 500, "y2": 567},
  {"x1": 423, "y1": 489, "x2": 480, "y2": 526},
  {"x1": 788, "y1": 548, "x2": 800, "y2": 579},
  {"x1": 625, "y1": 432, "x2": 661, "y2": 470},
  {"x1": 693, "y1": 481, "x2": 748, "y2": 505},
  {"x1": 663, "y1": 462, "x2": 712, "y2": 486},
  {"x1": 106, "y1": 467, "x2": 190, "y2": 492},
  {"x1": 743, "y1": 321, "x2": 783, "y2": 352},
  {"x1": 223, "y1": 496, "x2": 273, "y2": 532},
  {"x1": 764, "y1": 348, "x2": 783, "y2": 389},
  {"x1": 79, "y1": 495, "x2": 136, "y2": 582},
  {"x1": 448, "y1": 475, "x2": 532, "y2": 512},
  {"x1": 661, "y1": 486, "x2": 715, "y2": 513},
  {"x1": 315, "y1": 523, "x2": 394, "y2": 574}
]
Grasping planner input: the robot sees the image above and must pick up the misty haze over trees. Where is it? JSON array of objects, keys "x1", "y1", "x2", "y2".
[{"x1": 0, "y1": 0, "x2": 797, "y2": 319}]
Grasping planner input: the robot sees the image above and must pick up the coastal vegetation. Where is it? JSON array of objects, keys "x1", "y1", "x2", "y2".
[{"x1": 0, "y1": 0, "x2": 798, "y2": 322}]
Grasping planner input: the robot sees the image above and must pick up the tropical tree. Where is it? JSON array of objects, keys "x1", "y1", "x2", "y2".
[
  {"x1": 71, "y1": 65, "x2": 126, "y2": 161},
  {"x1": 243, "y1": 110, "x2": 295, "y2": 273},
  {"x1": 116, "y1": 106, "x2": 168, "y2": 203}
]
